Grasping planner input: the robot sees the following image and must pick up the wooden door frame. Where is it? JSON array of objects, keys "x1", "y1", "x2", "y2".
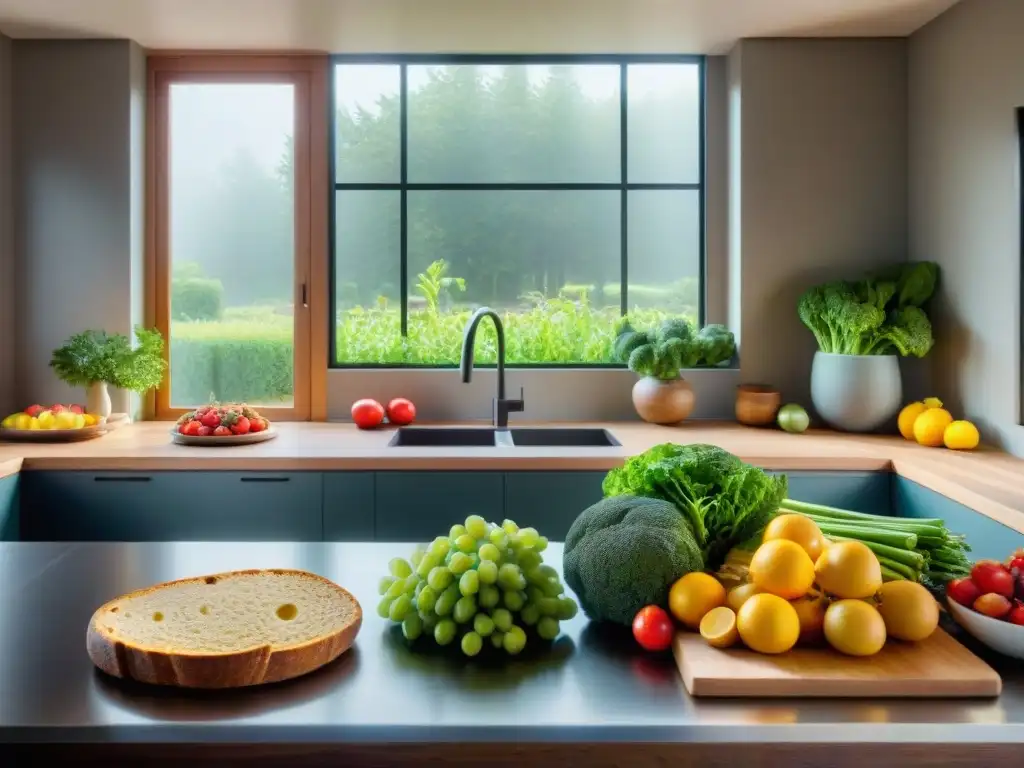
[{"x1": 145, "y1": 53, "x2": 329, "y2": 421}]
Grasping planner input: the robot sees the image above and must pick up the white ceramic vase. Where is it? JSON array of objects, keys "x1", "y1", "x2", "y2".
[
  {"x1": 86, "y1": 381, "x2": 112, "y2": 420},
  {"x1": 810, "y1": 352, "x2": 902, "y2": 433}
]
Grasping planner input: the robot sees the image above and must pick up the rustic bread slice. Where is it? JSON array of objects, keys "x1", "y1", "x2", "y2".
[{"x1": 86, "y1": 568, "x2": 362, "y2": 688}]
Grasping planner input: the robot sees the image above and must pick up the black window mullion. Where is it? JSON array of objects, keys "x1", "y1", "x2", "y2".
[
  {"x1": 399, "y1": 63, "x2": 409, "y2": 338},
  {"x1": 697, "y1": 57, "x2": 707, "y2": 327},
  {"x1": 619, "y1": 62, "x2": 628, "y2": 317}
]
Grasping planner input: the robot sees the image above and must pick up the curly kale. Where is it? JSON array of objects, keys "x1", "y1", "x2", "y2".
[
  {"x1": 797, "y1": 262, "x2": 940, "y2": 358},
  {"x1": 602, "y1": 443, "x2": 787, "y2": 569}
]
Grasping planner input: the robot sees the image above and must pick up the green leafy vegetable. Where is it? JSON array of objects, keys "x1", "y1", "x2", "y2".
[
  {"x1": 612, "y1": 318, "x2": 736, "y2": 378},
  {"x1": 563, "y1": 495, "x2": 704, "y2": 625},
  {"x1": 602, "y1": 443, "x2": 787, "y2": 569},
  {"x1": 50, "y1": 325, "x2": 167, "y2": 393},
  {"x1": 797, "y1": 261, "x2": 940, "y2": 357}
]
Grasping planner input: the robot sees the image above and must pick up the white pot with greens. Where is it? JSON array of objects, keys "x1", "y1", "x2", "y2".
[
  {"x1": 613, "y1": 318, "x2": 736, "y2": 425},
  {"x1": 49, "y1": 326, "x2": 168, "y2": 421},
  {"x1": 799, "y1": 262, "x2": 939, "y2": 433}
]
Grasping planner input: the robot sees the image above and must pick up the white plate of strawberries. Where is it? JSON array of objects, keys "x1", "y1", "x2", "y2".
[{"x1": 171, "y1": 404, "x2": 277, "y2": 446}]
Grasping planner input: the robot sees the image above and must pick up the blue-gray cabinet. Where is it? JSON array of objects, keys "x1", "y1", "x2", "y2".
[
  {"x1": 0, "y1": 474, "x2": 18, "y2": 541},
  {"x1": 774, "y1": 471, "x2": 890, "y2": 513},
  {"x1": 505, "y1": 471, "x2": 605, "y2": 540},
  {"x1": 374, "y1": 471, "x2": 504, "y2": 541},
  {"x1": 20, "y1": 471, "x2": 322, "y2": 542},
  {"x1": 323, "y1": 472, "x2": 375, "y2": 541}
]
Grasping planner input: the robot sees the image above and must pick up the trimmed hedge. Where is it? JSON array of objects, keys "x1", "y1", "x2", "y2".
[{"x1": 171, "y1": 338, "x2": 293, "y2": 405}]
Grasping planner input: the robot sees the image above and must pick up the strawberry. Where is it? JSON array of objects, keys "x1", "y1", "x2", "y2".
[
  {"x1": 213, "y1": 425, "x2": 232, "y2": 437},
  {"x1": 69, "y1": 404, "x2": 84, "y2": 415},
  {"x1": 231, "y1": 416, "x2": 250, "y2": 435},
  {"x1": 178, "y1": 423, "x2": 190, "y2": 434},
  {"x1": 184, "y1": 420, "x2": 202, "y2": 436},
  {"x1": 200, "y1": 410, "x2": 221, "y2": 429},
  {"x1": 249, "y1": 417, "x2": 267, "y2": 433},
  {"x1": 197, "y1": 425, "x2": 214, "y2": 436},
  {"x1": 221, "y1": 410, "x2": 239, "y2": 428}
]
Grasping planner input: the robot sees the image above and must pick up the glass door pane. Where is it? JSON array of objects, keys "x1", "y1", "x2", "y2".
[{"x1": 167, "y1": 82, "x2": 296, "y2": 407}]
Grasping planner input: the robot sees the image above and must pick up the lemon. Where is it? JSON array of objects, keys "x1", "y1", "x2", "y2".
[
  {"x1": 823, "y1": 599, "x2": 887, "y2": 656},
  {"x1": 27, "y1": 416, "x2": 41, "y2": 430},
  {"x1": 726, "y1": 582, "x2": 762, "y2": 613},
  {"x1": 814, "y1": 541, "x2": 882, "y2": 599},
  {"x1": 54, "y1": 411, "x2": 78, "y2": 430},
  {"x1": 699, "y1": 606, "x2": 739, "y2": 649},
  {"x1": 13, "y1": 413, "x2": 31, "y2": 430},
  {"x1": 736, "y1": 593, "x2": 800, "y2": 654},
  {"x1": 944, "y1": 420, "x2": 980, "y2": 451},
  {"x1": 762, "y1": 513, "x2": 826, "y2": 561},
  {"x1": 913, "y1": 407, "x2": 953, "y2": 447},
  {"x1": 791, "y1": 593, "x2": 828, "y2": 645},
  {"x1": 668, "y1": 572, "x2": 727, "y2": 629},
  {"x1": 37, "y1": 410, "x2": 55, "y2": 429},
  {"x1": 897, "y1": 397, "x2": 943, "y2": 440},
  {"x1": 749, "y1": 539, "x2": 816, "y2": 599},
  {"x1": 875, "y1": 581, "x2": 939, "y2": 642},
  {"x1": 1, "y1": 413, "x2": 17, "y2": 429},
  {"x1": 83, "y1": 413, "x2": 97, "y2": 427}
]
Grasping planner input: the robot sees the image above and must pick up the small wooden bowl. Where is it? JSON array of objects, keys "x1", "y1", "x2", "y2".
[{"x1": 735, "y1": 384, "x2": 782, "y2": 427}]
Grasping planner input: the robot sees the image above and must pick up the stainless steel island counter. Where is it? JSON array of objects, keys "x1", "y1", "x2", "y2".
[{"x1": 1, "y1": 542, "x2": 1021, "y2": 767}]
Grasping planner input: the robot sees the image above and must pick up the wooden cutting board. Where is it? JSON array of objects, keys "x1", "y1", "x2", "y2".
[{"x1": 673, "y1": 628, "x2": 1001, "y2": 698}]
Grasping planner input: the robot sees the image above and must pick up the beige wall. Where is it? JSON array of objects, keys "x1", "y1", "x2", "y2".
[
  {"x1": 12, "y1": 40, "x2": 145, "y2": 408},
  {"x1": 730, "y1": 39, "x2": 909, "y2": 408},
  {"x1": 0, "y1": 34, "x2": 12, "y2": 417},
  {"x1": 908, "y1": 0, "x2": 1024, "y2": 455}
]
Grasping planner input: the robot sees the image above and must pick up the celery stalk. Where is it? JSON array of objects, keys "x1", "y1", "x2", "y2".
[
  {"x1": 826, "y1": 535, "x2": 925, "y2": 569},
  {"x1": 780, "y1": 499, "x2": 945, "y2": 527}
]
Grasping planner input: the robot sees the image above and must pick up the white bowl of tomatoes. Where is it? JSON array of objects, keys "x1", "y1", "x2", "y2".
[{"x1": 946, "y1": 553, "x2": 1024, "y2": 660}]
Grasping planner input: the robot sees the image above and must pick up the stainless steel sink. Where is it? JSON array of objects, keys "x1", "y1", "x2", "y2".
[{"x1": 387, "y1": 427, "x2": 620, "y2": 448}]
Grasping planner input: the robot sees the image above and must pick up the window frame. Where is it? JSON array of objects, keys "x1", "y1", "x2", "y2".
[
  {"x1": 146, "y1": 54, "x2": 330, "y2": 421},
  {"x1": 328, "y1": 53, "x2": 707, "y2": 370}
]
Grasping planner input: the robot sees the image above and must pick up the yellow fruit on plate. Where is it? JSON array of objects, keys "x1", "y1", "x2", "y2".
[
  {"x1": 54, "y1": 411, "x2": 80, "y2": 430},
  {"x1": 699, "y1": 606, "x2": 739, "y2": 649},
  {"x1": 814, "y1": 540, "x2": 882, "y2": 599},
  {"x1": 790, "y1": 593, "x2": 828, "y2": 645},
  {"x1": 823, "y1": 599, "x2": 887, "y2": 657},
  {"x1": 13, "y1": 413, "x2": 32, "y2": 430},
  {"x1": 943, "y1": 420, "x2": 980, "y2": 451},
  {"x1": 1, "y1": 413, "x2": 17, "y2": 429},
  {"x1": 37, "y1": 410, "x2": 55, "y2": 429},
  {"x1": 762, "y1": 513, "x2": 826, "y2": 561},
  {"x1": 749, "y1": 539, "x2": 816, "y2": 600},
  {"x1": 736, "y1": 593, "x2": 800, "y2": 654},
  {"x1": 83, "y1": 413, "x2": 98, "y2": 427},
  {"x1": 875, "y1": 581, "x2": 939, "y2": 642},
  {"x1": 726, "y1": 582, "x2": 762, "y2": 613},
  {"x1": 897, "y1": 397, "x2": 943, "y2": 440},
  {"x1": 913, "y1": 406, "x2": 953, "y2": 447},
  {"x1": 668, "y1": 572, "x2": 727, "y2": 629},
  {"x1": 27, "y1": 416, "x2": 41, "y2": 430}
]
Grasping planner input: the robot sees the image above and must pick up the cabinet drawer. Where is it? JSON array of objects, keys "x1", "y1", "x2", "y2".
[
  {"x1": 375, "y1": 471, "x2": 504, "y2": 541},
  {"x1": 20, "y1": 471, "x2": 322, "y2": 542},
  {"x1": 323, "y1": 472, "x2": 375, "y2": 541},
  {"x1": 505, "y1": 471, "x2": 606, "y2": 542}
]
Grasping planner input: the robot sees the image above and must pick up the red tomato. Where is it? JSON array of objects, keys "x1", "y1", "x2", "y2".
[
  {"x1": 971, "y1": 561, "x2": 1014, "y2": 598},
  {"x1": 632, "y1": 605, "x2": 674, "y2": 652},
  {"x1": 351, "y1": 398, "x2": 385, "y2": 429},
  {"x1": 386, "y1": 398, "x2": 417, "y2": 426},
  {"x1": 974, "y1": 592, "x2": 1012, "y2": 619},
  {"x1": 1009, "y1": 557, "x2": 1024, "y2": 572},
  {"x1": 946, "y1": 577, "x2": 981, "y2": 608},
  {"x1": 1008, "y1": 602, "x2": 1024, "y2": 626}
]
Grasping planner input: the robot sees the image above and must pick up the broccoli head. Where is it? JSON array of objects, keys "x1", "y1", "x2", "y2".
[
  {"x1": 694, "y1": 323, "x2": 736, "y2": 366},
  {"x1": 563, "y1": 495, "x2": 704, "y2": 626}
]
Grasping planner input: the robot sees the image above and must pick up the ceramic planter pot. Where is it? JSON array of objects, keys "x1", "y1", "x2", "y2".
[
  {"x1": 632, "y1": 376, "x2": 695, "y2": 425},
  {"x1": 86, "y1": 381, "x2": 112, "y2": 420},
  {"x1": 810, "y1": 352, "x2": 902, "y2": 433}
]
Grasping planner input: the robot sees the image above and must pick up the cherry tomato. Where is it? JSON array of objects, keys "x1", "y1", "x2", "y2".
[
  {"x1": 971, "y1": 561, "x2": 1014, "y2": 598},
  {"x1": 1008, "y1": 557, "x2": 1024, "y2": 572},
  {"x1": 351, "y1": 398, "x2": 385, "y2": 430},
  {"x1": 946, "y1": 577, "x2": 981, "y2": 608},
  {"x1": 632, "y1": 605, "x2": 674, "y2": 652},
  {"x1": 1008, "y1": 602, "x2": 1024, "y2": 626},
  {"x1": 386, "y1": 398, "x2": 417, "y2": 426},
  {"x1": 974, "y1": 592, "x2": 1012, "y2": 619}
]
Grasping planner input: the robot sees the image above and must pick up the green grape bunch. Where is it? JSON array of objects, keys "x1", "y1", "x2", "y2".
[{"x1": 376, "y1": 516, "x2": 578, "y2": 657}]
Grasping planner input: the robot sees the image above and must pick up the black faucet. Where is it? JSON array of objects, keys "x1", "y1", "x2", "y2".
[{"x1": 460, "y1": 307, "x2": 525, "y2": 429}]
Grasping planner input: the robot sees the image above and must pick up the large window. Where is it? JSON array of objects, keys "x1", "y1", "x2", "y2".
[{"x1": 330, "y1": 56, "x2": 704, "y2": 367}]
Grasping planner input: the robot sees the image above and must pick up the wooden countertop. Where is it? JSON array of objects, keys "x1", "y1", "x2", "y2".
[{"x1": 2, "y1": 421, "x2": 1023, "y2": 534}]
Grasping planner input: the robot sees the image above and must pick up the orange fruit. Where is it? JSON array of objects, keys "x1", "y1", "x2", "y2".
[
  {"x1": 762, "y1": 513, "x2": 827, "y2": 561},
  {"x1": 668, "y1": 572, "x2": 727, "y2": 630},
  {"x1": 898, "y1": 397, "x2": 943, "y2": 440},
  {"x1": 749, "y1": 540, "x2": 816, "y2": 600},
  {"x1": 913, "y1": 407, "x2": 953, "y2": 447}
]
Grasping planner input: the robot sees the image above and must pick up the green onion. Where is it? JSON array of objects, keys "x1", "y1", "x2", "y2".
[
  {"x1": 780, "y1": 499, "x2": 945, "y2": 527},
  {"x1": 826, "y1": 535, "x2": 925, "y2": 569}
]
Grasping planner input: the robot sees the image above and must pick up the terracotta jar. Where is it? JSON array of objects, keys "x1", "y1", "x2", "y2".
[
  {"x1": 735, "y1": 384, "x2": 782, "y2": 427},
  {"x1": 632, "y1": 377, "x2": 695, "y2": 425}
]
